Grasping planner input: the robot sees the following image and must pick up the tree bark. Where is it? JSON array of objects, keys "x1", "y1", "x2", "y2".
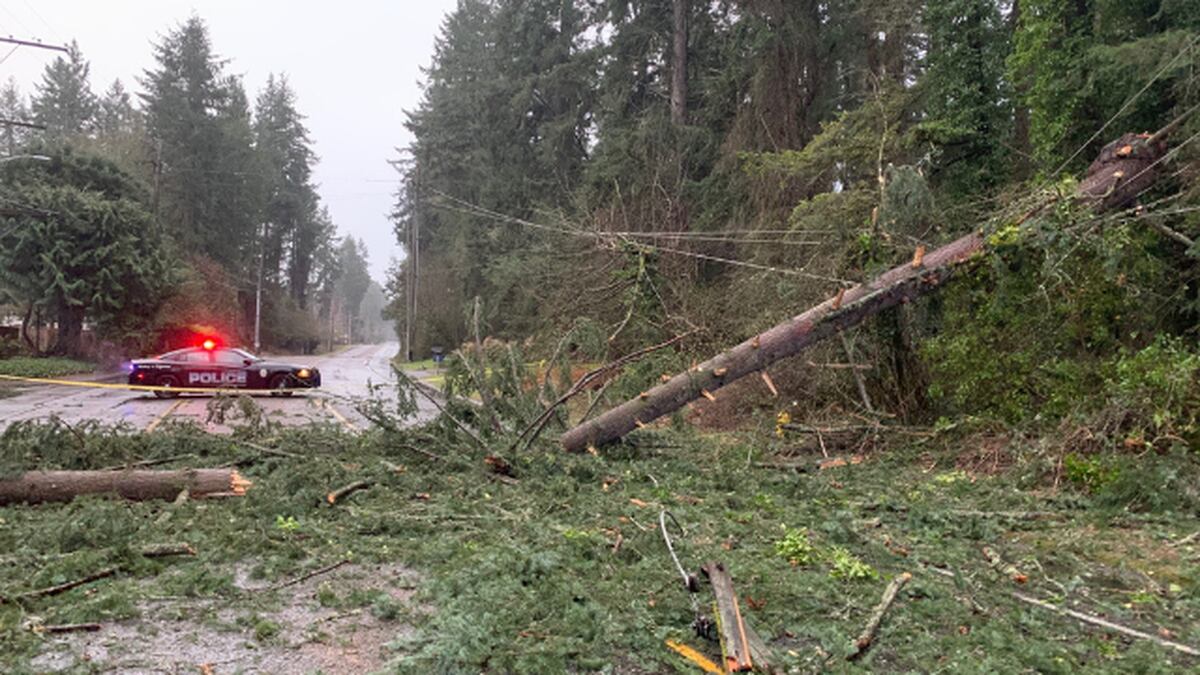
[
  {"x1": 671, "y1": 0, "x2": 688, "y2": 126},
  {"x1": 562, "y1": 233, "x2": 985, "y2": 452},
  {"x1": 50, "y1": 304, "x2": 85, "y2": 357},
  {"x1": 561, "y1": 133, "x2": 1168, "y2": 452},
  {"x1": 0, "y1": 469, "x2": 251, "y2": 505},
  {"x1": 19, "y1": 303, "x2": 38, "y2": 355}
]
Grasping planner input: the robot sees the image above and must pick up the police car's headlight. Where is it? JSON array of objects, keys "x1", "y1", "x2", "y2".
[{"x1": 298, "y1": 368, "x2": 311, "y2": 379}]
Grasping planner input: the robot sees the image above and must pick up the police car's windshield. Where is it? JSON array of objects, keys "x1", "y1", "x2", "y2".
[{"x1": 156, "y1": 347, "x2": 259, "y2": 362}]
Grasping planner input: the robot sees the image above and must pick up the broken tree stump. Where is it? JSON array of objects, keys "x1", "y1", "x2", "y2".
[
  {"x1": 701, "y1": 561, "x2": 777, "y2": 673},
  {"x1": 561, "y1": 129, "x2": 1172, "y2": 452},
  {"x1": 0, "y1": 469, "x2": 251, "y2": 505}
]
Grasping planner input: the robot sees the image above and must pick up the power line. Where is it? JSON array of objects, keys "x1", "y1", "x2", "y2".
[
  {"x1": 0, "y1": 117, "x2": 45, "y2": 130},
  {"x1": 18, "y1": 0, "x2": 62, "y2": 43},
  {"x1": 429, "y1": 192, "x2": 853, "y2": 285}
]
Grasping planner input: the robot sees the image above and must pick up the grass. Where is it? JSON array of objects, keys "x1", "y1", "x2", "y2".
[
  {"x1": 0, "y1": 416, "x2": 1197, "y2": 672},
  {"x1": 394, "y1": 357, "x2": 440, "y2": 372},
  {"x1": 0, "y1": 356, "x2": 95, "y2": 379}
]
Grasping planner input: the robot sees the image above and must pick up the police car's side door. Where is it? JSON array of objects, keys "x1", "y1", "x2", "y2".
[
  {"x1": 213, "y1": 349, "x2": 250, "y2": 388},
  {"x1": 183, "y1": 350, "x2": 217, "y2": 388}
]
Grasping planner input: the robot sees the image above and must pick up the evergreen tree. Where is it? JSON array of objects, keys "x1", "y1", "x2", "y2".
[
  {"x1": 336, "y1": 237, "x2": 371, "y2": 342},
  {"x1": 140, "y1": 16, "x2": 259, "y2": 268},
  {"x1": 31, "y1": 41, "x2": 97, "y2": 139},
  {"x1": 0, "y1": 78, "x2": 31, "y2": 153},
  {"x1": 0, "y1": 147, "x2": 176, "y2": 355},
  {"x1": 923, "y1": 0, "x2": 1011, "y2": 194},
  {"x1": 254, "y1": 73, "x2": 321, "y2": 306},
  {"x1": 95, "y1": 79, "x2": 137, "y2": 137}
]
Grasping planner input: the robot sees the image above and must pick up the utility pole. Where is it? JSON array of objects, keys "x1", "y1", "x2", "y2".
[
  {"x1": 410, "y1": 163, "x2": 420, "y2": 361},
  {"x1": 390, "y1": 156, "x2": 418, "y2": 362},
  {"x1": 151, "y1": 138, "x2": 162, "y2": 220},
  {"x1": 254, "y1": 222, "x2": 265, "y2": 352},
  {"x1": 0, "y1": 36, "x2": 69, "y2": 53}
]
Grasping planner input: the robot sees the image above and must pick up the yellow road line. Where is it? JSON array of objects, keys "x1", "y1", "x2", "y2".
[
  {"x1": 319, "y1": 399, "x2": 357, "y2": 432},
  {"x1": 0, "y1": 373, "x2": 316, "y2": 395},
  {"x1": 145, "y1": 399, "x2": 185, "y2": 433}
]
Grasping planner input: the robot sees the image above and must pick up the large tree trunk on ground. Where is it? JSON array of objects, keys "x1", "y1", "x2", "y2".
[
  {"x1": 671, "y1": 0, "x2": 688, "y2": 126},
  {"x1": 0, "y1": 469, "x2": 251, "y2": 505},
  {"x1": 561, "y1": 133, "x2": 1169, "y2": 452}
]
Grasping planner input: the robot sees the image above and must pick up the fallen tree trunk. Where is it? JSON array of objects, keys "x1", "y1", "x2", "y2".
[
  {"x1": 562, "y1": 131, "x2": 1171, "y2": 452},
  {"x1": 0, "y1": 469, "x2": 251, "y2": 505}
]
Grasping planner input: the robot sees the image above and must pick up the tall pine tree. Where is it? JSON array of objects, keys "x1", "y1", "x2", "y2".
[{"x1": 31, "y1": 41, "x2": 97, "y2": 139}]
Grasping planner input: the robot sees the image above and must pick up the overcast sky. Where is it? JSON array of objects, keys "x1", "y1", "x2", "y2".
[{"x1": 1, "y1": 1, "x2": 458, "y2": 283}]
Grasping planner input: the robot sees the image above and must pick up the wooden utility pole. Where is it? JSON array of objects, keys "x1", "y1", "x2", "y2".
[
  {"x1": 670, "y1": 0, "x2": 689, "y2": 126},
  {"x1": 0, "y1": 36, "x2": 69, "y2": 53}
]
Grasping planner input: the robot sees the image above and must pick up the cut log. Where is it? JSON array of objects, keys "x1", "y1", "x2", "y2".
[
  {"x1": 0, "y1": 469, "x2": 251, "y2": 506},
  {"x1": 561, "y1": 131, "x2": 1170, "y2": 452}
]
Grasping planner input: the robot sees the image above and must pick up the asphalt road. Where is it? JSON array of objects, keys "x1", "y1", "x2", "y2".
[{"x1": 0, "y1": 342, "x2": 438, "y2": 433}]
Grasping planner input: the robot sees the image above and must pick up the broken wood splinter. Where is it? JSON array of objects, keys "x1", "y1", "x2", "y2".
[
  {"x1": 911, "y1": 245, "x2": 926, "y2": 269},
  {"x1": 760, "y1": 371, "x2": 778, "y2": 397}
]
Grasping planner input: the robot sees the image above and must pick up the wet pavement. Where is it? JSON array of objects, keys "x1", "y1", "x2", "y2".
[{"x1": 0, "y1": 342, "x2": 439, "y2": 433}]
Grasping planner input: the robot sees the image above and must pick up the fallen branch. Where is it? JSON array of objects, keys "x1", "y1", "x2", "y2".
[
  {"x1": 233, "y1": 440, "x2": 304, "y2": 459},
  {"x1": 1012, "y1": 591, "x2": 1200, "y2": 657},
  {"x1": 0, "y1": 542, "x2": 195, "y2": 566},
  {"x1": 848, "y1": 572, "x2": 912, "y2": 660},
  {"x1": 10, "y1": 567, "x2": 118, "y2": 602},
  {"x1": 326, "y1": 480, "x2": 374, "y2": 505},
  {"x1": 392, "y1": 366, "x2": 489, "y2": 452},
  {"x1": 0, "y1": 469, "x2": 251, "y2": 505},
  {"x1": 982, "y1": 546, "x2": 1028, "y2": 584},
  {"x1": 35, "y1": 622, "x2": 102, "y2": 634},
  {"x1": 268, "y1": 559, "x2": 350, "y2": 591},
  {"x1": 139, "y1": 543, "x2": 197, "y2": 559},
  {"x1": 398, "y1": 443, "x2": 449, "y2": 464},
  {"x1": 950, "y1": 511, "x2": 1065, "y2": 521}
]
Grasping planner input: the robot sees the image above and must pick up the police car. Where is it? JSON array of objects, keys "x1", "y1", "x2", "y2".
[{"x1": 129, "y1": 339, "x2": 321, "y2": 398}]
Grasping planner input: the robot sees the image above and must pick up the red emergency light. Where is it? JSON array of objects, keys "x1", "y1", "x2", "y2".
[{"x1": 201, "y1": 338, "x2": 217, "y2": 351}]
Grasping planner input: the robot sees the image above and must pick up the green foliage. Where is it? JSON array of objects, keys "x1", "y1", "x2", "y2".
[
  {"x1": 0, "y1": 357, "x2": 93, "y2": 378},
  {"x1": 827, "y1": 546, "x2": 880, "y2": 581},
  {"x1": 1109, "y1": 335, "x2": 1200, "y2": 438},
  {"x1": 922, "y1": 0, "x2": 1012, "y2": 193},
  {"x1": 923, "y1": 212, "x2": 1172, "y2": 424},
  {"x1": 31, "y1": 41, "x2": 97, "y2": 139},
  {"x1": 1009, "y1": 0, "x2": 1093, "y2": 169},
  {"x1": 773, "y1": 527, "x2": 815, "y2": 566},
  {"x1": 1063, "y1": 452, "x2": 1121, "y2": 491},
  {"x1": 0, "y1": 146, "x2": 177, "y2": 354},
  {"x1": 0, "y1": 400, "x2": 1199, "y2": 672}
]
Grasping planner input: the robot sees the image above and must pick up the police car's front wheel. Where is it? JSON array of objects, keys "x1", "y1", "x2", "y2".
[
  {"x1": 154, "y1": 375, "x2": 180, "y2": 399},
  {"x1": 269, "y1": 374, "x2": 294, "y2": 397}
]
